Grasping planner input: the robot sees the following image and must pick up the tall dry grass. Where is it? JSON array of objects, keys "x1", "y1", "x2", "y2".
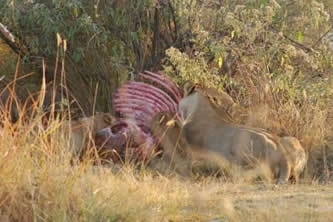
[{"x1": 0, "y1": 89, "x2": 224, "y2": 221}]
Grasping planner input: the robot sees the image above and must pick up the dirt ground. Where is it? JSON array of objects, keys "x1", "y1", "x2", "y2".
[{"x1": 203, "y1": 182, "x2": 333, "y2": 222}]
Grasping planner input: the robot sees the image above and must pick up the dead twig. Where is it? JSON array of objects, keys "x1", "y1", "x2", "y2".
[
  {"x1": 267, "y1": 24, "x2": 312, "y2": 52},
  {"x1": 311, "y1": 25, "x2": 333, "y2": 49}
]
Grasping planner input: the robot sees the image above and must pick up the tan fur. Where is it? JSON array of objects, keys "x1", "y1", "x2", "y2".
[
  {"x1": 183, "y1": 82, "x2": 285, "y2": 131},
  {"x1": 63, "y1": 112, "x2": 115, "y2": 157},
  {"x1": 151, "y1": 112, "x2": 192, "y2": 176},
  {"x1": 178, "y1": 90, "x2": 306, "y2": 184},
  {"x1": 183, "y1": 82, "x2": 247, "y2": 123},
  {"x1": 280, "y1": 136, "x2": 307, "y2": 183}
]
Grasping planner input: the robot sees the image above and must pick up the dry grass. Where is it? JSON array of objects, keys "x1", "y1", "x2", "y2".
[
  {"x1": 0, "y1": 92, "x2": 333, "y2": 222},
  {"x1": 239, "y1": 90, "x2": 333, "y2": 181}
]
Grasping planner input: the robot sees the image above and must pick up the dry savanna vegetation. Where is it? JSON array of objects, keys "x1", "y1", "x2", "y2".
[{"x1": 1, "y1": 0, "x2": 333, "y2": 221}]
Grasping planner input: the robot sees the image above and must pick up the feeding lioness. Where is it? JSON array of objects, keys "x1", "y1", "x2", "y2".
[
  {"x1": 151, "y1": 112, "x2": 193, "y2": 176},
  {"x1": 154, "y1": 86, "x2": 307, "y2": 183},
  {"x1": 183, "y1": 82, "x2": 247, "y2": 123},
  {"x1": 61, "y1": 112, "x2": 115, "y2": 157}
]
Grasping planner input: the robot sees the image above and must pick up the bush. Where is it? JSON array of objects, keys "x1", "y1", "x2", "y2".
[{"x1": 0, "y1": 0, "x2": 183, "y2": 114}]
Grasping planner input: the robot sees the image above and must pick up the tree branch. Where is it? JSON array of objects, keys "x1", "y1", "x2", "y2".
[
  {"x1": 0, "y1": 22, "x2": 21, "y2": 55},
  {"x1": 167, "y1": 0, "x2": 178, "y2": 42},
  {"x1": 152, "y1": 7, "x2": 160, "y2": 64}
]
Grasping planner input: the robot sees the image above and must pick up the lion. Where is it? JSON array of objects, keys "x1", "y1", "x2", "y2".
[
  {"x1": 150, "y1": 111, "x2": 193, "y2": 176},
  {"x1": 62, "y1": 112, "x2": 115, "y2": 157},
  {"x1": 183, "y1": 82, "x2": 247, "y2": 123},
  {"x1": 183, "y1": 82, "x2": 287, "y2": 134},
  {"x1": 178, "y1": 89, "x2": 307, "y2": 184}
]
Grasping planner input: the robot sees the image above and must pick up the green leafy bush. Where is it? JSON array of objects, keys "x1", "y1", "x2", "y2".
[{"x1": 0, "y1": 0, "x2": 181, "y2": 114}]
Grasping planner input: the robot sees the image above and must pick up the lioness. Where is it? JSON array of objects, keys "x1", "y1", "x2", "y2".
[
  {"x1": 183, "y1": 82, "x2": 247, "y2": 123},
  {"x1": 151, "y1": 112, "x2": 192, "y2": 176},
  {"x1": 62, "y1": 112, "x2": 115, "y2": 157},
  {"x1": 178, "y1": 89, "x2": 307, "y2": 184}
]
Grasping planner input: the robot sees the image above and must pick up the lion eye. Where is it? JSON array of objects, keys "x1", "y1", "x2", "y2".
[{"x1": 213, "y1": 97, "x2": 221, "y2": 105}]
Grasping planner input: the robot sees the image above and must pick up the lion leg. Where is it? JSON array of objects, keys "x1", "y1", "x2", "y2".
[
  {"x1": 169, "y1": 153, "x2": 192, "y2": 177},
  {"x1": 162, "y1": 139, "x2": 194, "y2": 177},
  {"x1": 277, "y1": 157, "x2": 291, "y2": 184},
  {"x1": 289, "y1": 168, "x2": 298, "y2": 184}
]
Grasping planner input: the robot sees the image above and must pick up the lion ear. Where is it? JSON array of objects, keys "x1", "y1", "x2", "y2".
[
  {"x1": 103, "y1": 114, "x2": 114, "y2": 124},
  {"x1": 184, "y1": 82, "x2": 197, "y2": 96},
  {"x1": 188, "y1": 85, "x2": 196, "y2": 95}
]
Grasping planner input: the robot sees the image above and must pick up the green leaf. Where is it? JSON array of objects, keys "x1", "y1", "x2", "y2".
[
  {"x1": 218, "y1": 56, "x2": 223, "y2": 68},
  {"x1": 297, "y1": 31, "x2": 303, "y2": 43},
  {"x1": 73, "y1": 8, "x2": 79, "y2": 17}
]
